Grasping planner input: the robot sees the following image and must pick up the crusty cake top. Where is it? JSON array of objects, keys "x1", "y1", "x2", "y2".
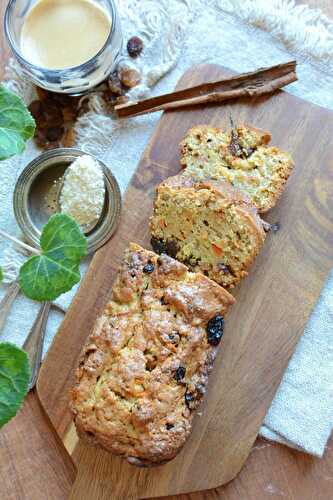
[{"x1": 70, "y1": 243, "x2": 234, "y2": 464}]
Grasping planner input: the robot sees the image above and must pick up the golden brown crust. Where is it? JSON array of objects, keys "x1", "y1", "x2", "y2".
[
  {"x1": 70, "y1": 243, "x2": 235, "y2": 466},
  {"x1": 180, "y1": 124, "x2": 293, "y2": 213},
  {"x1": 150, "y1": 174, "x2": 266, "y2": 288}
]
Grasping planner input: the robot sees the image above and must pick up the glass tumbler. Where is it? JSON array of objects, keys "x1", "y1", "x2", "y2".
[{"x1": 5, "y1": 0, "x2": 123, "y2": 94}]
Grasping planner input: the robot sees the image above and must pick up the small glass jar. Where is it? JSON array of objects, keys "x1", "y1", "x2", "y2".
[{"x1": 5, "y1": 0, "x2": 123, "y2": 94}]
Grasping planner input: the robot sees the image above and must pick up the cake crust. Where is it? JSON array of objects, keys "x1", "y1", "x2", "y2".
[
  {"x1": 180, "y1": 124, "x2": 293, "y2": 212},
  {"x1": 70, "y1": 243, "x2": 235, "y2": 466}
]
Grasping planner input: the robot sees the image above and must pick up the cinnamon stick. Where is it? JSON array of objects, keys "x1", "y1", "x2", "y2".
[{"x1": 115, "y1": 61, "x2": 297, "y2": 118}]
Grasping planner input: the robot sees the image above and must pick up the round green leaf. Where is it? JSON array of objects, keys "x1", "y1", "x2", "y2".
[
  {"x1": 19, "y1": 256, "x2": 81, "y2": 301},
  {"x1": 40, "y1": 213, "x2": 87, "y2": 262},
  {"x1": 0, "y1": 85, "x2": 35, "y2": 161},
  {"x1": 19, "y1": 214, "x2": 87, "y2": 302},
  {"x1": 0, "y1": 342, "x2": 31, "y2": 428}
]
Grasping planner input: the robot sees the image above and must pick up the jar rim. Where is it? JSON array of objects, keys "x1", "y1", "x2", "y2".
[{"x1": 4, "y1": 0, "x2": 118, "y2": 75}]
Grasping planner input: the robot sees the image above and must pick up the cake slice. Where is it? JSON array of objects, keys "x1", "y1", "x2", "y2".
[
  {"x1": 149, "y1": 175, "x2": 266, "y2": 288},
  {"x1": 70, "y1": 243, "x2": 235, "y2": 466},
  {"x1": 180, "y1": 124, "x2": 294, "y2": 212}
]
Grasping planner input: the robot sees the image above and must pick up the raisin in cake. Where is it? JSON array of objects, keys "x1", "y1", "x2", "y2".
[
  {"x1": 150, "y1": 175, "x2": 266, "y2": 288},
  {"x1": 180, "y1": 124, "x2": 294, "y2": 212},
  {"x1": 70, "y1": 243, "x2": 235, "y2": 466}
]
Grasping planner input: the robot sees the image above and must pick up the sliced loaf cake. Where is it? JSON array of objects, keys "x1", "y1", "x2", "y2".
[
  {"x1": 180, "y1": 124, "x2": 294, "y2": 213},
  {"x1": 149, "y1": 175, "x2": 266, "y2": 288}
]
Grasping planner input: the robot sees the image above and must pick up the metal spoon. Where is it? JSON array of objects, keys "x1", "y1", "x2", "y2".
[
  {"x1": 20, "y1": 297, "x2": 66, "y2": 390},
  {"x1": 23, "y1": 302, "x2": 51, "y2": 390},
  {"x1": 0, "y1": 281, "x2": 21, "y2": 334}
]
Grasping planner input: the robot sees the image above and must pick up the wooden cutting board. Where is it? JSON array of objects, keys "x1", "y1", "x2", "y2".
[
  {"x1": 0, "y1": 390, "x2": 76, "y2": 500},
  {"x1": 37, "y1": 64, "x2": 333, "y2": 499}
]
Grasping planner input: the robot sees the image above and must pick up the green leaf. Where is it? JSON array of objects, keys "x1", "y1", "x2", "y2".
[
  {"x1": 0, "y1": 342, "x2": 30, "y2": 428},
  {"x1": 20, "y1": 257, "x2": 81, "y2": 302},
  {"x1": 0, "y1": 267, "x2": 3, "y2": 283},
  {"x1": 0, "y1": 85, "x2": 35, "y2": 161},
  {"x1": 19, "y1": 214, "x2": 87, "y2": 301}
]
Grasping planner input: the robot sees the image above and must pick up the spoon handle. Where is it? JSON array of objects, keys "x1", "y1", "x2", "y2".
[
  {"x1": 23, "y1": 302, "x2": 51, "y2": 390},
  {"x1": 0, "y1": 281, "x2": 21, "y2": 334}
]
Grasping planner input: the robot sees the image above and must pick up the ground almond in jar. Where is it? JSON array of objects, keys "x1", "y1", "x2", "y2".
[{"x1": 20, "y1": 0, "x2": 112, "y2": 70}]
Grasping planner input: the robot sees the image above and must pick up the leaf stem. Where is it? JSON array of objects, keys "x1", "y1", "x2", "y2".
[{"x1": 0, "y1": 229, "x2": 39, "y2": 256}]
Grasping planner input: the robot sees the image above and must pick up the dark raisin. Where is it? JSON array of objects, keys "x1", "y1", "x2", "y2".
[
  {"x1": 169, "y1": 332, "x2": 180, "y2": 345},
  {"x1": 108, "y1": 72, "x2": 123, "y2": 95},
  {"x1": 28, "y1": 100, "x2": 43, "y2": 117},
  {"x1": 143, "y1": 261, "x2": 155, "y2": 273},
  {"x1": 130, "y1": 272, "x2": 136, "y2": 278},
  {"x1": 151, "y1": 237, "x2": 167, "y2": 255},
  {"x1": 270, "y1": 222, "x2": 280, "y2": 232},
  {"x1": 42, "y1": 98, "x2": 64, "y2": 126},
  {"x1": 166, "y1": 423, "x2": 174, "y2": 430},
  {"x1": 103, "y1": 90, "x2": 118, "y2": 110},
  {"x1": 46, "y1": 126, "x2": 64, "y2": 142},
  {"x1": 195, "y1": 384, "x2": 205, "y2": 395},
  {"x1": 127, "y1": 36, "x2": 144, "y2": 58},
  {"x1": 263, "y1": 221, "x2": 280, "y2": 233},
  {"x1": 217, "y1": 263, "x2": 230, "y2": 274},
  {"x1": 160, "y1": 296, "x2": 166, "y2": 305},
  {"x1": 203, "y1": 220, "x2": 209, "y2": 226},
  {"x1": 52, "y1": 92, "x2": 74, "y2": 107},
  {"x1": 62, "y1": 106, "x2": 78, "y2": 122},
  {"x1": 206, "y1": 314, "x2": 224, "y2": 346},
  {"x1": 185, "y1": 390, "x2": 195, "y2": 408},
  {"x1": 36, "y1": 86, "x2": 49, "y2": 101},
  {"x1": 175, "y1": 366, "x2": 186, "y2": 382},
  {"x1": 165, "y1": 239, "x2": 179, "y2": 259}
]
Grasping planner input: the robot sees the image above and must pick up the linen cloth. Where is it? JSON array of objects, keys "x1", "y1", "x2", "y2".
[{"x1": 0, "y1": 0, "x2": 333, "y2": 457}]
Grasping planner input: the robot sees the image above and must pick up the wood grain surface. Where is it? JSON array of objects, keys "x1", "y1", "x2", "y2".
[
  {"x1": 36, "y1": 62, "x2": 333, "y2": 500},
  {"x1": 1, "y1": 1, "x2": 333, "y2": 500},
  {"x1": 0, "y1": 390, "x2": 76, "y2": 500}
]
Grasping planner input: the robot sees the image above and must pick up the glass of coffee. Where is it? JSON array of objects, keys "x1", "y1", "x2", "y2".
[{"x1": 5, "y1": 0, "x2": 123, "y2": 94}]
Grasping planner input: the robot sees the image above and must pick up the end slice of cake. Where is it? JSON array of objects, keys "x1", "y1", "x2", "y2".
[
  {"x1": 180, "y1": 124, "x2": 293, "y2": 213},
  {"x1": 70, "y1": 243, "x2": 235, "y2": 466},
  {"x1": 149, "y1": 175, "x2": 266, "y2": 288}
]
